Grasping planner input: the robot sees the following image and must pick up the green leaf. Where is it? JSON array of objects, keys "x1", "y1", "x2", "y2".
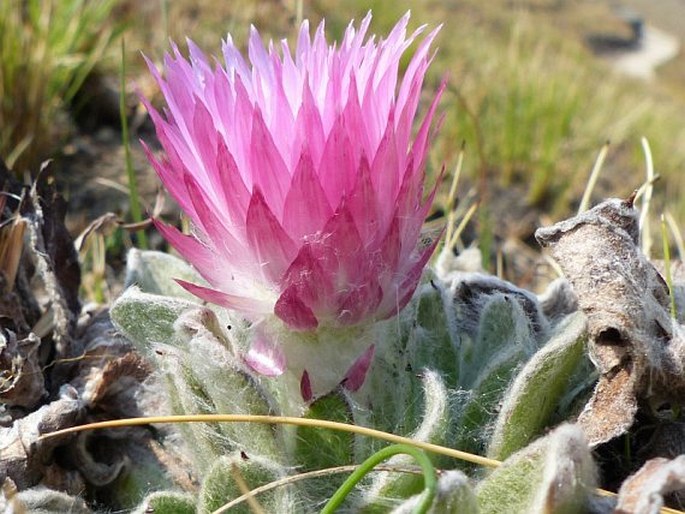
[
  {"x1": 290, "y1": 389, "x2": 354, "y2": 505},
  {"x1": 454, "y1": 343, "x2": 526, "y2": 454},
  {"x1": 133, "y1": 492, "x2": 196, "y2": 514},
  {"x1": 355, "y1": 277, "x2": 459, "y2": 438},
  {"x1": 198, "y1": 453, "x2": 293, "y2": 514},
  {"x1": 476, "y1": 424, "x2": 596, "y2": 514},
  {"x1": 409, "y1": 280, "x2": 460, "y2": 386},
  {"x1": 459, "y1": 293, "x2": 538, "y2": 389},
  {"x1": 296, "y1": 389, "x2": 354, "y2": 470},
  {"x1": 188, "y1": 350, "x2": 282, "y2": 460},
  {"x1": 110, "y1": 286, "x2": 196, "y2": 354},
  {"x1": 488, "y1": 312, "x2": 588, "y2": 460},
  {"x1": 157, "y1": 344, "x2": 233, "y2": 472},
  {"x1": 363, "y1": 372, "x2": 451, "y2": 511},
  {"x1": 125, "y1": 249, "x2": 203, "y2": 300},
  {"x1": 165, "y1": 307, "x2": 279, "y2": 459},
  {"x1": 453, "y1": 293, "x2": 540, "y2": 454}
]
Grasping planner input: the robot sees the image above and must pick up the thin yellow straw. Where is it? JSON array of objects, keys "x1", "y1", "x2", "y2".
[
  {"x1": 213, "y1": 465, "x2": 423, "y2": 514},
  {"x1": 39, "y1": 414, "x2": 684, "y2": 514},
  {"x1": 578, "y1": 141, "x2": 609, "y2": 214},
  {"x1": 39, "y1": 414, "x2": 502, "y2": 469}
]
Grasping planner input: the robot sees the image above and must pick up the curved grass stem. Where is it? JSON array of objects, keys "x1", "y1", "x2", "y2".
[
  {"x1": 38, "y1": 414, "x2": 684, "y2": 514},
  {"x1": 321, "y1": 444, "x2": 436, "y2": 514}
]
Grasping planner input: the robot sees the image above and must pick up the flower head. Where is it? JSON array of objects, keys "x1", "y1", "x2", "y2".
[{"x1": 143, "y1": 13, "x2": 443, "y2": 335}]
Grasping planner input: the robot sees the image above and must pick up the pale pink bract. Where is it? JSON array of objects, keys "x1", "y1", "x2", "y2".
[{"x1": 143, "y1": 13, "x2": 443, "y2": 336}]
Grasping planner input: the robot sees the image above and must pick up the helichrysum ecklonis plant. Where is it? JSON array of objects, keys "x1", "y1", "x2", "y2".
[{"x1": 141, "y1": 12, "x2": 444, "y2": 397}]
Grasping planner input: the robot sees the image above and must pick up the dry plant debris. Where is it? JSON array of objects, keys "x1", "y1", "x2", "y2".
[
  {"x1": 536, "y1": 196, "x2": 685, "y2": 448},
  {"x1": 0, "y1": 164, "x2": 193, "y2": 510}
]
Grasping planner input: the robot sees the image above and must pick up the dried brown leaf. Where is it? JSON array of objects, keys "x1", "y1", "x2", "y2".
[
  {"x1": 0, "y1": 395, "x2": 82, "y2": 489},
  {"x1": 536, "y1": 197, "x2": 685, "y2": 446},
  {"x1": 615, "y1": 456, "x2": 685, "y2": 514},
  {"x1": 20, "y1": 166, "x2": 81, "y2": 361},
  {"x1": 0, "y1": 332, "x2": 44, "y2": 409},
  {"x1": 577, "y1": 367, "x2": 638, "y2": 447}
]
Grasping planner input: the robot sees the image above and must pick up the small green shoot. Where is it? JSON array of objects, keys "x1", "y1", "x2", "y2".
[
  {"x1": 638, "y1": 137, "x2": 655, "y2": 259},
  {"x1": 120, "y1": 38, "x2": 148, "y2": 249},
  {"x1": 660, "y1": 214, "x2": 677, "y2": 320},
  {"x1": 214, "y1": 465, "x2": 424, "y2": 513},
  {"x1": 664, "y1": 211, "x2": 685, "y2": 261},
  {"x1": 321, "y1": 444, "x2": 436, "y2": 514},
  {"x1": 578, "y1": 141, "x2": 609, "y2": 214},
  {"x1": 0, "y1": 0, "x2": 118, "y2": 173},
  {"x1": 444, "y1": 143, "x2": 465, "y2": 247},
  {"x1": 36, "y1": 413, "x2": 685, "y2": 514}
]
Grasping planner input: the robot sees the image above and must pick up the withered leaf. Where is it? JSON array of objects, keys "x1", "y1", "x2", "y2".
[
  {"x1": 615, "y1": 456, "x2": 685, "y2": 514},
  {"x1": 536, "y1": 197, "x2": 685, "y2": 446},
  {"x1": 0, "y1": 331, "x2": 45, "y2": 409}
]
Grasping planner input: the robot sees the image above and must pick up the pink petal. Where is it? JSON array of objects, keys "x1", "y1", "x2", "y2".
[
  {"x1": 216, "y1": 140, "x2": 250, "y2": 228},
  {"x1": 380, "y1": 216, "x2": 401, "y2": 276},
  {"x1": 397, "y1": 242, "x2": 441, "y2": 312},
  {"x1": 409, "y1": 79, "x2": 447, "y2": 174},
  {"x1": 279, "y1": 242, "x2": 336, "y2": 317},
  {"x1": 347, "y1": 156, "x2": 380, "y2": 243},
  {"x1": 321, "y1": 203, "x2": 364, "y2": 282},
  {"x1": 141, "y1": 141, "x2": 195, "y2": 218},
  {"x1": 245, "y1": 333, "x2": 286, "y2": 377},
  {"x1": 340, "y1": 75, "x2": 371, "y2": 164},
  {"x1": 175, "y1": 279, "x2": 270, "y2": 315},
  {"x1": 153, "y1": 219, "x2": 254, "y2": 300},
  {"x1": 231, "y1": 77, "x2": 256, "y2": 172},
  {"x1": 342, "y1": 344, "x2": 375, "y2": 392},
  {"x1": 190, "y1": 97, "x2": 219, "y2": 191},
  {"x1": 370, "y1": 112, "x2": 400, "y2": 207},
  {"x1": 399, "y1": 170, "x2": 443, "y2": 264},
  {"x1": 245, "y1": 189, "x2": 297, "y2": 283},
  {"x1": 274, "y1": 284, "x2": 319, "y2": 330},
  {"x1": 182, "y1": 173, "x2": 246, "y2": 264},
  {"x1": 249, "y1": 108, "x2": 290, "y2": 217},
  {"x1": 282, "y1": 151, "x2": 333, "y2": 242},
  {"x1": 396, "y1": 26, "x2": 441, "y2": 138},
  {"x1": 152, "y1": 219, "x2": 215, "y2": 273},
  {"x1": 300, "y1": 370, "x2": 313, "y2": 402},
  {"x1": 336, "y1": 280, "x2": 383, "y2": 326},
  {"x1": 292, "y1": 80, "x2": 325, "y2": 169},
  {"x1": 318, "y1": 118, "x2": 356, "y2": 208}
]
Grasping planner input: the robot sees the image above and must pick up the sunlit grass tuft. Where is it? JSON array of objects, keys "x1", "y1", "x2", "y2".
[{"x1": 0, "y1": 0, "x2": 118, "y2": 174}]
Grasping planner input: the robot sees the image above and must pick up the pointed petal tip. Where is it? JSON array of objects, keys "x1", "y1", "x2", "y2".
[
  {"x1": 245, "y1": 335, "x2": 286, "y2": 377},
  {"x1": 300, "y1": 370, "x2": 313, "y2": 402},
  {"x1": 274, "y1": 285, "x2": 319, "y2": 331},
  {"x1": 342, "y1": 344, "x2": 376, "y2": 392},
  {"x1": 175, "y1": 279, "x2": 270, "y2": 315}
]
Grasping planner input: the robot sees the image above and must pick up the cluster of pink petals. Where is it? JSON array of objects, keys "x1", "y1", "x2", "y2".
[{"x1": 143, "y1": 12, "x2": 443, "y2": 333}]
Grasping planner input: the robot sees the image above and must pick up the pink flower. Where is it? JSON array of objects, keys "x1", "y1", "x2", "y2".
[{"x1": 143, "y1": 13, "x2": 443, "y2": 335}]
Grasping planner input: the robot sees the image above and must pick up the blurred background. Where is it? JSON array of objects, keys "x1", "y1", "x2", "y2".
[{"x1": 2, "y1": 0, "x2": 685, "y2": 297}]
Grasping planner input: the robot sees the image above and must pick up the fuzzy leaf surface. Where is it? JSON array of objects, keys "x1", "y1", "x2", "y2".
[
  {"x1": 133, "y1": 492, "x2": 195, "y2": 514},
  {"x1": 488, "y1": 311, "x2": 588, "y2": 460},
  {"x1": 454, "y1": 293, "x2": 538, "y2": 453},
  {"x1": 363, "y1": 371, "x2": 451, "y2": 511},
  {"x1": 125, "y1": 248, "x2": 203, "y2": 300},
  {"x1": 198, "y1": 453, "x2": 292, "y2": 514},
  {"x1": 477, "y1": 424, "x2": 596, "y2": 514},
  {"x1": 391, "y1": 470, "x2": 478, "y2": 514},
  {"x1": 110, "y1": 286, "x2": 197, "y2": 354}
]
